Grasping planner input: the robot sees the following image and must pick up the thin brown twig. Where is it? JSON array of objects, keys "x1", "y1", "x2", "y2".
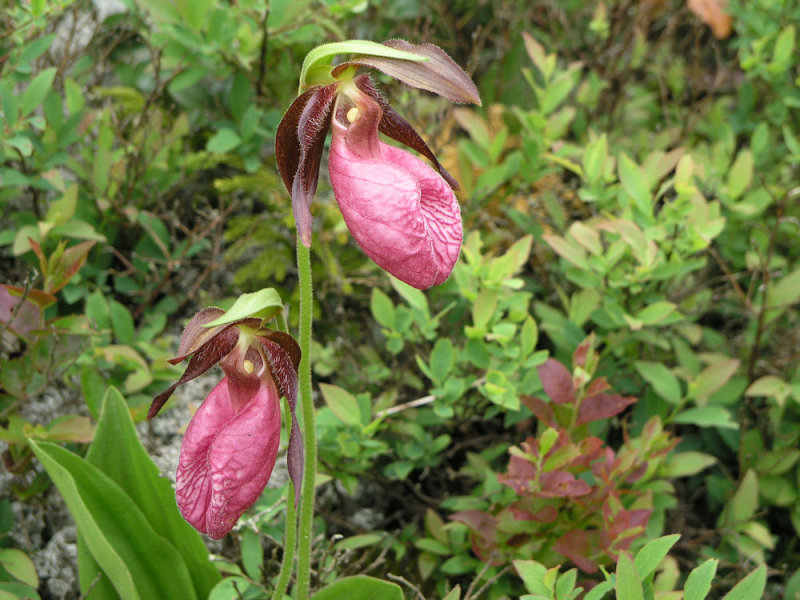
[{"x1": 385, "y1": 573, "x2": 425, "y2": 600}]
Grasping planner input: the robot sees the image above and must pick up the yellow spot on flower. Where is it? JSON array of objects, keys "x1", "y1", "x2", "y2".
[
  {"x1": 346, "y1": 107, "x2": 359, "y2": 123},
  {"x1": 243, "y1": 359, "x2": 254, "y2": 374}
]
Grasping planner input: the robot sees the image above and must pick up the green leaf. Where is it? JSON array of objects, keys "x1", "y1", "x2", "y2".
[
  {"x1": 745, "y1": 375, "x2": 790, "y2": 404},
  {"x1": 334, "y1": 533, "x2": 384, "y2": 551},
  {"x1": 616, "y1": 552, "x2": 643, "y2": 600},
  {"x1": 725, "y1": 469, "x2": 758, "y2": 524},
  {"x1": 310, "y1": 575, "x2": 404, "y2": 600},
  {"x1": 634, "y1": 534, "x2": 679, "y2": 581},
  {"x1": 28, "y1": 440, "x2": 198, "y2": 600},
  {"x1": 583, "y1": 134, "x2": 608, "y2": 183},
  {"x1": 370, "y1": 288, "x2": 396, "y2": 329},
  {"x1": 0, "y1": 548, "x2": 38, "y2": 588},
  {"x1": 634, "y1": 301, "x2": 677, "y2": 326},
  {"x1": 683, "y1": 558, "x2": 718, "y2": 600},
  {"x1": 168, "y1": 67, "x2": 208, "y2": 93},
  {"x1": 472, "y1": 289, "x2": 497, "y2": 329},
  {"x1": 769, "y1": 25, "x2": 795, "y2": 73},
  {"x1": 765, "y1": 268, "x2": 800, "y2": 324},
  {"x1": 672, "y1": 406, "x2": 738, "y2": 429},
  {"x1": 0, "y1": 80, "x2": 19, "y2": 127},
  {"x1": 513, "y1": 560, "x2": 550, "y2": 595},
  {"x1": 429, "y1": 338, "x2": 455, "y2": 384},
  {"x1": 415, "y1": 538, "x2": 451, "y2": 556},
  {"x1": 635, "y1": 361, "x2": 681, "y2": 404},
  {"x1": 6, "y1": 135, "x2": 33, "y2": 157},
  {"x1": 203, "y1": 289, "x2": 283, "y2": 326},
  {"x1": 45, "y1": 184, "x2": 78, "y2": 227},
  {"x1": 0, "y1": 582, "x2": 41, "y2": 600},
  {"x1": 21, "y1": 68, "x2": 57, "y2": 118},
  {"x1": 726, "y1": 150, "x2": 753, "y2": 201},
  {"x1": 109, "y1": 300, "x2": 135, "y2": 345},
  {"x1": 64, "y1": 78, "x2": 85, "y2": 114},
  {"x1": 543, "y1": 234, "x2": 588, "y2": 269},
  {"x1": 319, "y1": 383, "x2": 363, "y2": 426},
  {"x1": 520, "y1": 316, "x2": 538, "y2": 357},
  {"x1": 688, "y1": 359, "x2": 740, "y2": 401},
  {"x1": 720, "y1": 563, "x2": 766, "y2": 600},
  {"x1": 240, "y1": 529, "x2": 263, "y2": 580},
  {"x1": 389, "y1": 276, "x2": 429, "y2": 316},
  {"x1": 206, "y1": 128, "x2": 241, "y2": 153},
  {"x1": 85, "y1": 388, "x2": 221, "y2": 598},
  {"x1": 662, "y1": 451, "x2": 717, "y2": 478},
  {"x1": 618, "y1": 152, "x2": 651, "y2": 215},
  {"x1": 583, "y1": 580, "x2": 613, "y2": 600},
  {"x1": 442, "y1": 586, "x2": 461, "y2": 600}
]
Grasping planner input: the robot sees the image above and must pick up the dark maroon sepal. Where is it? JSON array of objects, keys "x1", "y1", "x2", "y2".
[
  {"x1": 276, "y1": 90, "x2": 313, "y2": 193},
  {"x1": 260, "y1": 338, "x2": 303, "y2": 507},
  {"x1": 334, "y1": 40, "x2": 482, "y2": 106},
  {"x1": 353, "y1": 75, "x2": 459, "y2": 191},
  {"x1": 147, "y1": 325, "x2": 240, "y2": 419},
  {"x1": 275, "y1": 84, "x2": 338, "y2": 247}
]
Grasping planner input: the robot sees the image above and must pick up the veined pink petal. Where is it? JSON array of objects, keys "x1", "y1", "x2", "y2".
[
  {"x1": 176, "y1": 376, "x2": 280, "y2": 539},
  {"x1": 328, "y1": 118, "x2": 462, "y2": 289}
]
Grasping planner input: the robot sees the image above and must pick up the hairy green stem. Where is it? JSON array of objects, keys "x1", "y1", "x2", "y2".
[
  {"x1": 270, "y1": 477, "x2": 297, "y2": 600},
  {"x1": 295, "y1": 240, "x2": 316, "y2": 600}
]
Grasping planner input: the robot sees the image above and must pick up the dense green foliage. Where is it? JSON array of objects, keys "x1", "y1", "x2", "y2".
[{"x1": 2, "y1": 0, "x2": 800, "y2": 598}]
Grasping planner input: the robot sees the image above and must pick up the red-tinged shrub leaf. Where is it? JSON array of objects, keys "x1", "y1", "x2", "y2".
[
  {"x1": 576, "y1": 393, "x2": 637, "y2": 425},
  {"x1": 335, "y1": 40, "x2": 481, "y2": 105},
  {"x1": 498, "y1": 454, "x2": 538, "y2": 494},
  {"x1": 28, "y1": 238, "x2": 47, "y2": 272},
  {"x1": 585, "y1": 377, "x2": 611, "y2": 397},
  {"x1": 521, "y1": 395, "x2": 554, "y2": 425},
  {"x1": 554, "y1": 529, "x2": 601, "y2": 573},
  {"x1": 45, "y1": 240, "x2": 96, "y2": 294},
  {"x1": 538, "y1": 470, "x2": 591, "y2": 498},
  {"x1": 0, "y1": 285, "x2": 42, "y2": 336},
  {"x1": 571, "y1": 436, "x2": 605, "y2": 467},
  {"x1": 573, "y1": 336, "x2": 593, "y2": 368},
  {"x1": 510, "y1": 502, "x2": 558, "y2": 523},
  {"x1": 537, "y1": 359, "x2": 576, "y2": 404},
  {"x1": 450, "y1": 510, "x2": 501, "y2": 565}
]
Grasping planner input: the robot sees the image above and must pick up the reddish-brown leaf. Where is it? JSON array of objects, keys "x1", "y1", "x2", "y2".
[
  {"x1": 553, "y1": 529, "x2": 601, "y2": 573},
  {"x1": 521, "y1": 395, "x2": 554, "y2": 425},
  {"x1": 45, "y1": 240, "x2": 96, "y2": 294},
  {"x1": 538, "y1": 470, "x2": 592, "y2": 498},
  {"x1": 576, "y1": 393, "x2": 637, "y2": 425},
  {"x1": 537, "y1": 358, "x2": 576, "y2": 404}
]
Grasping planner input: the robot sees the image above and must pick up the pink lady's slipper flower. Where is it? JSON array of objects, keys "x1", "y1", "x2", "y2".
[
  {"x1": 148, "y1": 309, "x2": 302, "y2": 539},
  {"x1": 276, "y1": 40, "x2": 481, "y2": 289}
]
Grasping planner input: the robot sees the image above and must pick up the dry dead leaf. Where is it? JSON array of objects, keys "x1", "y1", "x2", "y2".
[{"x1": 687, "y1": 0, "x2": 733, "y2": 39}]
